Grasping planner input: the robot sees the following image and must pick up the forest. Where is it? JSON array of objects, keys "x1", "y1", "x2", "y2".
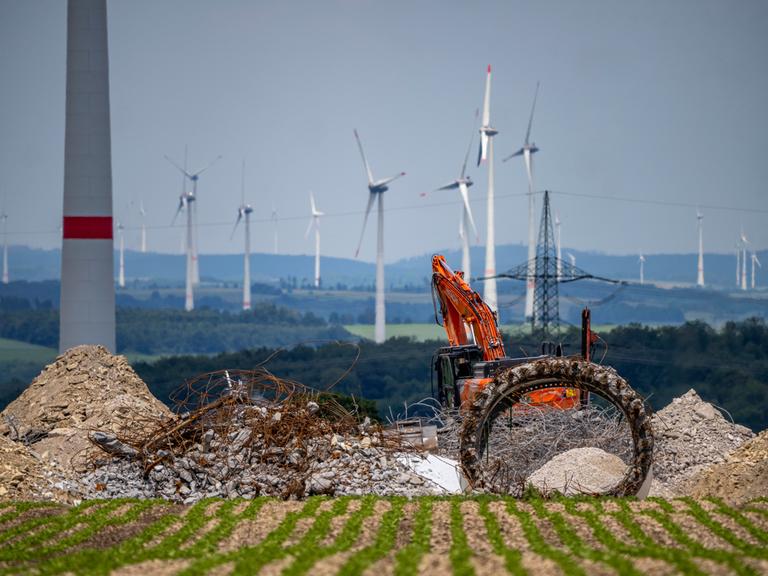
[{"x1": 127, "y1": 319, "x2": 768, "y2": 432}]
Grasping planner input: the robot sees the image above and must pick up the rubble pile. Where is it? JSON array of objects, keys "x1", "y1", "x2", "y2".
[
  {"x1": 651, "y1": 389, "x2": 754, "y2": 495},
  {"x1": 526, "y1": 447, "x2": 628, "y2": 496},
  {"x1": 0, "y1": 435, "x2": 52, "y2": 500},
  {"x1": 0, "y1": 345, "x2": 172, "y2": 475},
  {"x1": 66, "y1": 369, "x2": 452, "y2": 502},
  {"x1": 690, "y1": 429, "x2": 768, "y2": 504}
]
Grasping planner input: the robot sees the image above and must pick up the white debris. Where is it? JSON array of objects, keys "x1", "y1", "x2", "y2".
[{"x1": 397, "y1": 453, "x2": 465, "y2": 494}]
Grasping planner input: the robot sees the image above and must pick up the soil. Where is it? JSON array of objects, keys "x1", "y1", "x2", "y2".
[{"x1": 690, "y1": 429, "x2": 768, "y2": 505}]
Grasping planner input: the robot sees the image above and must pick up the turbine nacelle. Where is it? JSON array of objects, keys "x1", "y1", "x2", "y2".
[{"x1": 502, "y1": 143, "x2": 539, "y2": 162}]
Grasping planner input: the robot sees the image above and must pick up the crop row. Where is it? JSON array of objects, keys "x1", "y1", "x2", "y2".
[{"x1": 0, "y1": 496, "x2": 766, "y2": 575}]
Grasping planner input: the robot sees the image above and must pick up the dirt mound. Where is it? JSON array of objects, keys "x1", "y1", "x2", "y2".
[
  {"x1": 526, "y1": 447, "x2": 628, "y2": 495},
  {"x1": 690, "y1": 429, "x2": 768, "y2": 505},
  {"x1": 651, "y1": 389, "x2": 753, "y2": 495},
  {"x1": 0, "y1": 345, "x2": 171, "y2": 473},
  {"x1": 0, "y1": 435, "x2": 51, "y2": 501}
]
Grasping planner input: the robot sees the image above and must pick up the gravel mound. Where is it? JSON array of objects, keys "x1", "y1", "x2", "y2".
[
  {"x1": 0, "y1": 345, "x2": 172, "y2": 475},
  {"x1": 689, "y1": 429, "x2": 768, "y2": 505},
  {"x1": 651, "y1": 389, "x2": 754, "y2": 495},
  {"x1": 526, "y1": 447, "x2": 628, "y2": 495}
]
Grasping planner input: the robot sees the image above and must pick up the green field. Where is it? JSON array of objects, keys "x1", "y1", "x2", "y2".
[
  {"x1": 1, "y1": 496, "x2": 766, "y2": 574},
  {"x1": 0, "y1": 338, "x2": 57, "y2": 364}
]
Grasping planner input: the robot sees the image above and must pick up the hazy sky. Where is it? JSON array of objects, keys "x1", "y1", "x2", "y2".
[{"x1": 1, "y1": 0, "x2": 767, "y2": 263}]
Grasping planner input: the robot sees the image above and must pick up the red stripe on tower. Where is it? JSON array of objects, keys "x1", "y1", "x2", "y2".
[{"x1": 63, "y1": 216, "x2": 113, "y2": 240}]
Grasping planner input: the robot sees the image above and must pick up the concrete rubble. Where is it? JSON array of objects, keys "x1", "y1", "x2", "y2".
[{"x1": 0, "y1": 347, "x2": 764, "y2": 504}]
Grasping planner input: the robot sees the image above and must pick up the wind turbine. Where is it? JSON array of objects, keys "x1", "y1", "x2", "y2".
[
  {"x1": 165, "y1": 152, "x2": 222, "y2": 286},
  {"x1": 429, "y1": 115, "x2": 478, "y2": 277},
  {"x1": 696, "y1": 210, "x2": 704, "y2": 287},
  {"x1": 477, "y1": 65, "x2": 500, "y2": 312},
  {"x1": 305, "y1": 191, "x2": 324, "y2": 288},
  {"x1": 752, "y1": 253, "x2": 761, "y2": 289},
  {"x1": 1, "y1": 209, "x2": 8, "y2": 285},
  {"x1": 232, "y1": 160, "x2": 253, "y2": 310},
  {"x1": 736, "y1": 242, "x2": 741, "y2": 287},
  {"x1": 117, "y1": 219, "x2": 125, "y2": 288},
  {"x1": 555, "y1": 211, "x2": 562, "y2": 281},
  {"x1": 139, "y1": 200, "x2": 147, "y2": 253},
  {"x1": 503, "y1": 81, "x2": 540, "y2": 320},
  {"x1": 170, "y1": 170, "x2": 195, "y2": 311},
  {"x1": 353, "y1": 129, "x2": 406, "y2": 344},
  {"x1": 741, "y1": 230, "x2": 749, "y2": 291},
  {"x1": 639, "y1": 253, "x2": 646, "y2": 285}
]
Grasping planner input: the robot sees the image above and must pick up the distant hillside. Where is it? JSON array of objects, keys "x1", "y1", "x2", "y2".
[{"x1": 2, "y1": 244, "x2": 765, "y2": 289}]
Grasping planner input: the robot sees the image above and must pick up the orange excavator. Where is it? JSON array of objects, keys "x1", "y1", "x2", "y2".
[{"x1": 431, "y1": 254, "x2": 593, "y2": 409}]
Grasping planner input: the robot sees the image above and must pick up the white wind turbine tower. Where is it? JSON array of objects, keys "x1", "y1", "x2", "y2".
[
  {"x1": 503, "y1": 81, "x2": 540, "y2": 320},
  {"x1": 1, "y1": 209, "x2": 8, "y2": 285},
  {"x1": 736, "y1": 242, "x2": 741, "y2": 287},
  {"x1": 639, "y1": 253, "x2": 646, "y2": 285},
  {"x1": 305, "y1": 192, "x2": 324, "y2": 288},
  {"x1": 429, "y1": 119, "x2": 478, "y2": 277},
  {"x1": 232, "y1": 160, "x2": 253, "y2": 310},
  {"x1": 117, "y1": 219, "x2": 125, "y2": 288},
  {"x1": 555, "y1": 211, "x2": 562, "y2": 281},
  {"x1": 139, "y1": 200, "x2": 147, "y2": 253},
  {"x1": 752, "y1": 253, "x2": 761, "y2": 289},
  {"x1": 696, "y1": 210, "x2": 704, "y2": 287},
  {"x1": 478, "y1": 65, "x2": 500, "y2": 312},
  {"x1": 165, "y1": 153, "x2": 222, "y2": 286},
  {"x1": 171, "y1": 179, "x2": 195, "y2": 311},
  {"x1": 353, "y1": 129, "x2": 406, "y2": 344},
  {"x1": 741, "y1": 230, "x2": 749, "y2": 291}
]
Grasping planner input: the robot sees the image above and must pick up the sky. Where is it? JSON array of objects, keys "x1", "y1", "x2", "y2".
[{"x1": 0, "y1": 0, "x2": 767, "y2": 263}]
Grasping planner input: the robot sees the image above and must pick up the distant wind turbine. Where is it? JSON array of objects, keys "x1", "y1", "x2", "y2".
[
  {"x1": 117, "y1": 219, "x2": 125, "y2": 288},
  {"x1": 752, "y1": 253, "x2": 761, "y2": 289},
  {"x1": 165, "y1": 152, "x2": 222, "y2": 286},
  {"x1": 353, "y1": 129, "x2": 406, "y2": 344},
  {"x1": 696, "y1": 210, "x2": 704, "y2": 287},
  {"x1": 639, "y1": 253, "x2": 646, "y2": 285},
  {"x1": 168, "y1": 158, "x2": 196, "y2": 312},
  {"x1": 305, "y1": 191, "x2": 324, "y2": 288},
  {"x1": 478, "y1": 65, "x2": 500, "y2": 312},
  {"x1": 429, "y1": 113, "x2": 478, "y2": 277},
  {"x1": 503, "y1": 81, "x2": 540, "y2": 320},
  {"x1": 232, "y1": 160, "x2": 253, "y2": 311},
  {"x1": 736, "y1": 242, "x2": 741, "y2": 287},
  {"x1": 740, "y1": 230, "x2": 749, "y2": 291}
]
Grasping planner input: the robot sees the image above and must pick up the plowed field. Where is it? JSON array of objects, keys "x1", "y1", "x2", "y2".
[{"x1": 1, "y1": 496, "x2": 767, "y2": 575}]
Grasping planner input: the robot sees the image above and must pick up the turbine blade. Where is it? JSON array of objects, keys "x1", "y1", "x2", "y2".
[
  {"x1": 459, "y1": 182, "x2": 478, "y2": 240},
  {"x1": 501, "y1": 147, "x2": 525, "y2": 163},
  {"x1": 524, "y1": 151, "x2": 534, "y2": 194},
  {"x1": 435, "y1": 181, "x2": 458, "y2": 191},
  {"x1": 460, "y1": 111, "x2": 477, "y2": 178},
  {"x1": 165, "y1": 155, "x2": 192, "y2": 179},
  {"x1": 172, "y1": 196, "x2": 185, "y2": 225},
  {"x1": 477, "y1": 133, "x2": 488, "y2": 166},
  {"x1": 193, "y1": 155, "x2": 223, "y2": 177},
  {"x1": 377, "y1": 172, "x2": 406, "y2": 187},
  {"x1": 524, "y1": 81, "x2": 540, "y2": 146},
  {"x1": 355, "y1": 193, "x2": 376, "y2": 257},
  {"x1": 354, "y1": 129, "x2": 374, "y2": 185},
  {"x1": 304, "y1": 217, "x2": 314, "y2": 239},
  {"x1": 310, "y1": 191, "x2": 317, "y2": 215},
  {"x1": 481, "y1": 65, "x2": 491, "y2": 128},
  {"x1": 230, "y1": 211, "x2": 242, "y2": 240}
]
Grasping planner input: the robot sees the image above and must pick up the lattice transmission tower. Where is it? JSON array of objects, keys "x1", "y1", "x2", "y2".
[{"x1": 485, "y1": 190, "x2": 620, "y2": 336}]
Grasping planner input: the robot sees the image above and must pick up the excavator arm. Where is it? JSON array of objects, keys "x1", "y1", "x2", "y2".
[{"x1": 431, "y1": 254, "x2": 506, "y2": 361}]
